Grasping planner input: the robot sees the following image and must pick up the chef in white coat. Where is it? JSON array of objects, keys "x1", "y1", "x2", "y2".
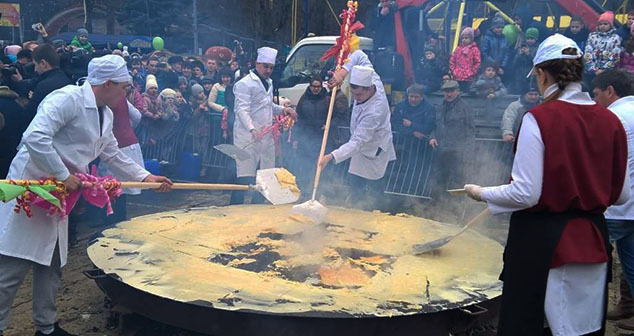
[
  {"x1": 319, "y1": 65, "x2": 395, "y2": 209},
  {"x1": 230, "y1": 46, "x2": 296, "y2": 204},
  {"x1": 0, "y1": 55, "x2": 172, "y2": 336}
]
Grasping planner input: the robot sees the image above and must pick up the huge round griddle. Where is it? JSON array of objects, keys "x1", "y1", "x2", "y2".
[{"x1": 87, "y1": 205, "x2": 504, "y2": 335}]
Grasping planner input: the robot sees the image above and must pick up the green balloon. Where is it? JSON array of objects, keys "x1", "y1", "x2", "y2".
[
  {"x1": 152, "y1": 36, "x2": 164, "y2": 51},
  {"x1": 117, "y1": 42, "x2": 123, "y2": 49},
  {"x1": 503, "y1": 24, "x2": 519, "y2": 45}
]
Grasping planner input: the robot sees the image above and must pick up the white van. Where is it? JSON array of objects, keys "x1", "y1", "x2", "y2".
[{"x1": 277, "y1": 36, "x2": 374, "y2": 107}]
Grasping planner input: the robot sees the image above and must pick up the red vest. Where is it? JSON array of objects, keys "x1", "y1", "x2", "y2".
[
  {"x1": 526, "y1": 100, "x2": 628, "y2": 267},
  {"x1": 111, "y1": 96, "x2": 139, "y2": 149}
]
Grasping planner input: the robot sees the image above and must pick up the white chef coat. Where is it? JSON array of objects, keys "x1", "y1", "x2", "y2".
[
  {"x1": 331, "y1": 50, "x2": 396, "y2": 180},
  {"x1": 232, "y1": 70, "x2": 284, "y2": 177},
  {"x1": 331, "y1": 84, "x2": 396, "y2": 180},
  {"x1": 0, "y1": 83, "x2": 150, "y2": 267},
  {"x1": 480, "y1": 82, "x2": 630, "y2": 336},
  {"x1": 605, "y1": 95, "x2": 634, "y2": 220}
]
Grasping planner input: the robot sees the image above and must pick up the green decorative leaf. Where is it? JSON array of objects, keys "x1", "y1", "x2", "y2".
[
  {"x1": 28, "y1": 186, "x2": 62, "y2": 209},
  {"x1": 0, "y1": 184, "x2": 26, "y2": 201}
]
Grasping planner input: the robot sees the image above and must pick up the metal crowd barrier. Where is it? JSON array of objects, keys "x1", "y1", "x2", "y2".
[{"x1": 138, "y1": 115, "x2": 514, "y2": 199}]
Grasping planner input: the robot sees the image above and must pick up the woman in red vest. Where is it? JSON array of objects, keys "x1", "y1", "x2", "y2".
[{"x1": 465, "y1": 34, "x2": 630, "y2": 335}]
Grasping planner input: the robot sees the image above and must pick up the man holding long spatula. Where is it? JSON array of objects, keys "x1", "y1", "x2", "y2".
[
  {"x1": 0, "y1": 55, "x2": 172, "y2": 336},
  {"x1": 292, "y1": 2, "x2": 394, "y2": 223},
  {"x1": 318, "y1": 64, "x2": 395, "y2": 211}
]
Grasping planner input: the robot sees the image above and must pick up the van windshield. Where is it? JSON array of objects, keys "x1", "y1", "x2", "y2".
[{"x1": 279, "y1": 44, "x2": 333, "y2": 88}]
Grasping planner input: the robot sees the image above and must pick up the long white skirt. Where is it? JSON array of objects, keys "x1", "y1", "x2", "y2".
[{"x1": 545, "y1": 262, "x2": 607, "y2": 336}]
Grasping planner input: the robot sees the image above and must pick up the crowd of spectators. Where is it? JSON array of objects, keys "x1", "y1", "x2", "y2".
[
  {"x1": 369, "y1": 2, "x2": 634, "y2": 201},
  {"x1": 3, "y1": 4, "x2": 634, "y2": 203}
]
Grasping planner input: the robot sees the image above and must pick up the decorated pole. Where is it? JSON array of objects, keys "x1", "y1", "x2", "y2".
[{"x1": 310, "y1": 1, "x2": 363, "y2": 201}]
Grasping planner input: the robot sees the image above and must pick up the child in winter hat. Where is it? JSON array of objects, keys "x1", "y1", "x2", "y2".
[
  {"x1": 584, "y1": 10, "x2": 622, "y2": 73},
  {"x1": 525, "y1": 28, "x2": 540, "y2": 43},
  {"x1": 145, "y1": 74, "x2": 158, "y2": 92}
]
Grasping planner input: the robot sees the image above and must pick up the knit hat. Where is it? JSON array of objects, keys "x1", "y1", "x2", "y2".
[
  {"x1": 492, "y1": 17, "x2": 505, "y2": 29},
  {"x1": 146, "y1": 74, "x2": 158, "y2": 91},
  {"x1": 525, "y1": 28, "x2": 539, "y2": 41},
  {"x1": 461, "y1": 27, "x2": 475, "y2": 39},
  {"x1": 178, "y1": 76, "x2": 188, "y2": 86},
  {"x1": 160, "y1": 88, "x2": 177, "y2": 99},
  {"x1": 191, "y1": 83, "x2": 204, "y2": 96},
  {"x1": 77, "y1": 28, "x2": 89, "y2": 37},
  {"x1": 201, "y1": 77, "x2": 214, "y2": 84},
  {"x1": 598, "y1": 11, "x2": 615, "y2": 26},
  {"x1": 424, "y1": 44, "x2": 436, "y2": 53}
]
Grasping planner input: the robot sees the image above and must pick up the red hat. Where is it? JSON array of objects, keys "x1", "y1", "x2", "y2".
[{"x1": 598, "y1": 11, "x2": 615, "y2": 26}]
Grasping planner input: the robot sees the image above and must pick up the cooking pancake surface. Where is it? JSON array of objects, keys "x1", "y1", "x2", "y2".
[{"x1": 88, "y1": 205, "x2": 503, "y2": 317}]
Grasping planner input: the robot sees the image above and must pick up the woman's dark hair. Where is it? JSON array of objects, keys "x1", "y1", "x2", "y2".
[
  {"x1": 220, "y1": 69, "x2": 233, "y2": 79},
  {"x1": 535, "y1": 47, "x2": 584, "y2": 101}
]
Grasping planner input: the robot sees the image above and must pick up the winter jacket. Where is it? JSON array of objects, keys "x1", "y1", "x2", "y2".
[
  {"x1": 584, "y1": 28, "x2": 622, "y2": 72},
  {"x1": 0, "y1": 86, "x2": 27, "y2": 178},
  {"x1": 563, "y1": 27, "x2": 590, "y2": 52},
  {"x1": 369, "y1": 2, "x2": 397, "y2": 50},
  {"x1": 296, "y1": 86, "x2": 330, "y2": 134},
  {"x1": 450, "y1": 42, "x2": 481, "y2": 82},
  {"x1": 480, "y1": 31, "x2": 510, "y2": 68},
  {"x1": 22, "y1": 68, "x2": 72, "y2": 119},
  {"x1": 69, "y1": 36, "x2": 94, "y2": 54},
  {"x1": 141, "y1": 93, "x2": 162, "y2": 119},
  {"x1": 508, "y1": 45, "x2": 537, "y2": 94},
  {"x1": 500, "y1": 96, "x2": 538, "y2": 137},
  {"x1": 391, "y1": 97, "x2": 435, "y2": 137},
  {"x1": 472, "y1": 74, "x2": 507, "y2": 98},
  {"x1": 619, "y1": 50, "x2": 634, "y2": 74},
  {"x1": 430, "y1": 96, "x2": 475, "y2": 152},
  {"x1": 417, "y1": 56, "x2": 448, "y2": 93}
]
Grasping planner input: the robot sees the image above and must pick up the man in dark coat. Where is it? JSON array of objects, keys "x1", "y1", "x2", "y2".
[
  {"x1": 14, "y1": 44, "x2": 71, "y2": 120},
  {"x1": 429, "y1": 80, "x2": 475, "y2": 198},
  {"x1": 0, "y1": 85, "x2": 28, "y2": 178},
  {"x1": 391, "y1": 83, "x2": 435, "y2": 140},
  {"x1": 369, "y1": 0, "x2": 398, "y2": 50}
]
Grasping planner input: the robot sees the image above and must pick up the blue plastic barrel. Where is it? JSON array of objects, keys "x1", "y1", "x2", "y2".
[
  {"x1": 178, "y1": 151, "x2": 201, "y2": 181},
  {"x1": 144, "y1": 159, "x2": 161, "y2": 175}
]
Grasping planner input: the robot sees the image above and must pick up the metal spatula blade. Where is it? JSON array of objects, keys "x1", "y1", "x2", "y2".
[
  {"x1": 214, "y1": 144, "x2": 251, "y2": 161},
  {"x1": 412, "y1": 208, "x2": 490, "y2": 255},
  {"x1": 256, "y1": 168, "x2": 301, "y2": 206}
]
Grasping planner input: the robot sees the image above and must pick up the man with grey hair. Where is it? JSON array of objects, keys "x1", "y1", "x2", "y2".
[{"x1": 0, "y1": 55, "x2": 172, "y2": 336}]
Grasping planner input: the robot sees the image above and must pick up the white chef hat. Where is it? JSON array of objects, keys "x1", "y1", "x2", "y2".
[
  {"x1": 256, "y1": 47, "x2": 278, "y2": 65},
  {"x1": 87, "y1": 54, "x2": 132, "y2": 85},
  {"x1": 527, "y1": 33, "x2": 582, "y2": 78},
  {"x1": 350, "y1": 65, "x2": 374, "y2": 87}
]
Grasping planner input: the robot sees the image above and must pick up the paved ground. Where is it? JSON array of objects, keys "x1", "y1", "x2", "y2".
[{"x1": 1, "y1": 189, "x2": 630, "y2": 335}]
